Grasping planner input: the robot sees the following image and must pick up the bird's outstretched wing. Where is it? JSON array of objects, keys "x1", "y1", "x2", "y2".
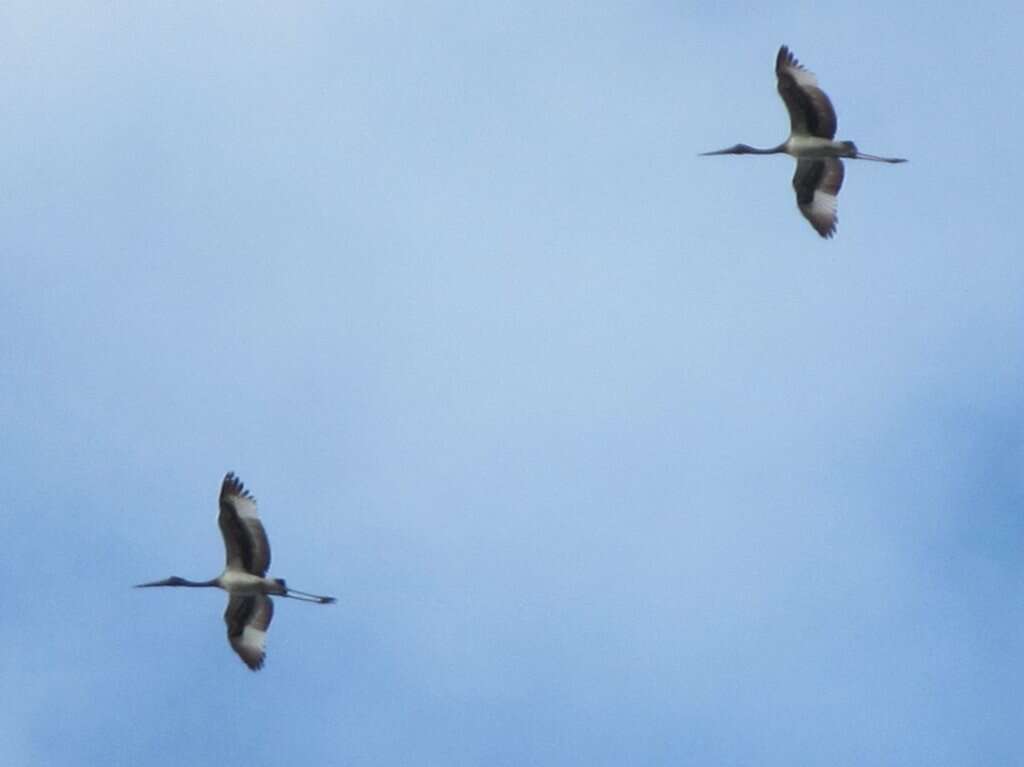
[
  {"x1": 793, "y1": 158, "x2": 844, "y2": 238},
  {"x1": 776, "y1": 46, "x2": 838, "y2": 140},
  {"x1": 225, "y1": 594, "x2": 274, "y2": 671},
  {"x1": 218, "y1": 472, "x2": 271, "y2": 576}
]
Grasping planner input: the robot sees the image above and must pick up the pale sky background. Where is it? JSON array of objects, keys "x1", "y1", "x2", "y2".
[{"x1": 2, "y1": 2, "x2": 1023, "y2": 765}]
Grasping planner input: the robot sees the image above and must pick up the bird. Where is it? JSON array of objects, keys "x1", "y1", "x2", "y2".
[
  {"x1": 136, "y1": 472, "x2": 336, "y2": 670},
  {"x1": 701, "y1": 45, "x2": 906, "y2": 238}
]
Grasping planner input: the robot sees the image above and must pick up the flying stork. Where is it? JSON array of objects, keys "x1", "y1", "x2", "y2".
[
  {"x1": 701, "y1": 45, "x2": 906, "y2": 238},
  {"x1": 136, "y1": 472, "x2": 335, "y2": 671}
]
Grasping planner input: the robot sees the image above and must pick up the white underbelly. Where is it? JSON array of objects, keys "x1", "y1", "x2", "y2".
[
  {"x1": 219, "y1": 569, "x2": 267, "y2": 594},
  {"x1": 786, "y1": 135, "x2": 841, "y2": 158}
]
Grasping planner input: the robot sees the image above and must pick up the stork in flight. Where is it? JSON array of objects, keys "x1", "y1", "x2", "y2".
[
  {"x1": 136, "y1": 472, "x2": 335, "y2": 671},
  {"x1": 701, "y1": 45, "x2": 906, "y2": 238}
]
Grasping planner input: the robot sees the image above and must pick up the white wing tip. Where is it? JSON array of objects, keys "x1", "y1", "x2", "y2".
[
  {"x1": 238, "y1": 626, "x2": 268, "y2": 670},
  {"x1": 808, "y1": 190, "x2": 839, "y2": 237}
]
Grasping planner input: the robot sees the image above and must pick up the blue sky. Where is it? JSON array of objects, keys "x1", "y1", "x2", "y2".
[{"x1": 3, "y1": 2, "x2": 1023, "y2": 765}]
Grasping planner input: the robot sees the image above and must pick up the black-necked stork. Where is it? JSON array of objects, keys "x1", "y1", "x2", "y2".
[
  {"x1": 136, "y1": 473, "x2": 335, "y2": 671},
  {"x1": 702, "y1": 46, "x2": 906, "y2": 238}
]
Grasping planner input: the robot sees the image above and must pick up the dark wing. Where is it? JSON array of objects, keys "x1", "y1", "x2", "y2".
[
  {"x1": 793, "y1": 158, "x2": 844, "y2": 238},
  {"x1": 776, "y1": 46, "x2": 838, "y2": 139},
  {"x1": 218, "y1": 472, "x2": 271, "y2": 576},
  {"x1": 225, "y1": 595, "x2": 274, "y2": 671}
]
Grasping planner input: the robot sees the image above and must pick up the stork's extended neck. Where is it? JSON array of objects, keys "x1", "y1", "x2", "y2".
[
  {"x1": 700, "y1": 143, "x2": 785, "y2": 156},
  {"x1": 134, "y1": 576, "x2": 219, "y2": 589}
]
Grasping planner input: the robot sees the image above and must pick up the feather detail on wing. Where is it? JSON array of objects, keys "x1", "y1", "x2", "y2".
[
  {"x1": 776, "y1": 46, "x2": 838, "y2": 139},
  {"x1": 225, "y1": 595, "x2": 274, "y2": 671},
  {"x1": 218, "y1": 472, "x2": 271, "y2": 576},
  {"x1": 793, "y1": 158, "x2": 844, "y2": 238}
]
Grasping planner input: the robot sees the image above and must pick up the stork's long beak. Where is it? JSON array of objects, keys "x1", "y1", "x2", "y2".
[
  {"x1": 699, "y1": 147, "x2": 734, "y2": 156},
  {"x1": 134, "y1": 578, "x2": 171, "y2": 588}
]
